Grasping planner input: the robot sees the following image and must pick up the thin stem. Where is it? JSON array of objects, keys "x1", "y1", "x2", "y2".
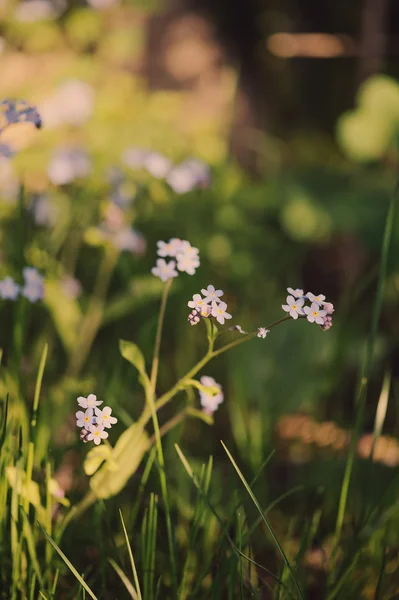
[
  {"x1": 150, "y1": 279, "x2": 172, "y2": 394},
  {"x1": 154, "y1": 315, "x2": 291, "y2": 414}
]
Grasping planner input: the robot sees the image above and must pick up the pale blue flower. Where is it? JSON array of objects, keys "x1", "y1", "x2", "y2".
[
  {"x1": 282, "y1": 295, "x2": 305, "y2": 319},
  {"x1": 303, "y1": 302, "x2": 327, "y2": 324},
  {"x1": 0, "y1": 277, "x2": 20, "y2": 300},
  {"x1": 201, "y1": 284, "x2": 224, "y2": 304},
  {"x1": 77, "y1": 394, "x2": 103, "y2": 409},
  {"x1": 199, "y1": 375, "x2": 224, "y2": 414},
  {"x1": 306, "y1": 292, "x2": 326, "y2": 305},
  {"x1": 95, "y1": 406, "x2": 117, "y2": 429},
  {"x1": 151, "y1": 258, "x2": 178, "y2": 282},
  {"x1": 76, "y1": 408, "x2": 94, "y2": 428},
  {"x1": 211, "y1": 301, "x2": 232, "y2": 325}
]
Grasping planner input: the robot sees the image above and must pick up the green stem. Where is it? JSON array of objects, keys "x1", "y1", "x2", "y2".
[
  {"x1": 333, "y1": 180, "x2": 398, "y2": 555},
  {"x1": 146, "y1": 279, "x2": 177, "y2": 592},
  {"x1": 150, "y1": 279, "x2": 172, "y2": 394},
  {"x1": 154, "y1": 315, "x2": 290, "y2": 414},
  {"x1": 24, "y1": 344, "x2": 48, "y2": 514}
]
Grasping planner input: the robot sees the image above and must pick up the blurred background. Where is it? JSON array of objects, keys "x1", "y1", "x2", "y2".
[{"x1": 1, "y1": 0, "x2": 399, "y2": 597}]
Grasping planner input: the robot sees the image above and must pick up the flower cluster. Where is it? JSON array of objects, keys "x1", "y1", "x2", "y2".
[
  {"x1": 0, "y1": 99, "x2": 42, "y2": 134},
  {"x1": 75, "y1": 394, "x2": 118, "y2": 445},
  {"x1": 152, "y1": 239, "x2": 200, "y2": 282},
  {"x1": 0, "y1": 267, "x2": 44, "y2": 303},
  {"x1": 198, "y1": 376, "x2": 224, "y2": 415},
  {"x1": 282, "y1": 288, "x2": 334, "y2": 331},
  {"x1": 187, "y1": 285, "x2": 232, "y2": 326},
  {"x1": 122, "y1": 147, "x2": 210, "y2": 194}
]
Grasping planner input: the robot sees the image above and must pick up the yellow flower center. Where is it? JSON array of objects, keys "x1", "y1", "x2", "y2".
[{"x1": 312, "y1": 311, "x2": 319, "y2": 317}]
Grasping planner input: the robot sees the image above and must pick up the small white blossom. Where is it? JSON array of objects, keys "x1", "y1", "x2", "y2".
[
  {"x1": 176, "y1": 241, "x2": 199, "y2": 260},
  {"x1": 188, "y1": 293, "x2": 207, "y2": 311},
  {"x1": 199, "y1": 375, "x2": 224, "y2": 415},
  {"x1": 287, "y1": 287, "x2": 304, "y2": 298},
  {"x1": 303, "y1": 302, "x2": 327, "y2": 325},
  {"x1": 306, "y1": 293, "x2": 326, "y2": 305},
  {"x1": 201, "y1": 284, "x2": 224, "y2": 304},
  {"x1": 282, "y1": 295, "x2": 305, "y2": 320},
  {"x1": 151, "y1": 258, "x2": 178, "y2": 282},
  {"x1": 143, "y1": 152, "x2": 172, "y2": 179},
  {"x1": 76, "y1": 408, "x2": 94, "y2": 428},
  {"x1": 0, "y1": 277, "x2": 20, "y2": 300},
  {"x1": 176, "y1": 253, "x2": 200, "y2": 275},
  {"x1": 95, "y1": 406, "x2": 118, "y2": 429},
  {"x1": 157, "y1": 238, "x2": 183, "y2": 258},
  {"x1": 23, "y1": 267, "x2": 43, "y2": 286},
  {"x1": 211, "y1": 301, "x2": 232, "y2": 325},
  {"x1": 257, "y1": 327, "x2": 270, "y2": 338},
  {"x1": 199, "y1": 304, "x2": 212, "y2": 317},
  {"x1": 86, "y1": 424, "x2": 108, "y2": 445},
  {"x1": 77, "y1": 394, "x2": 103, "y2": 409}
]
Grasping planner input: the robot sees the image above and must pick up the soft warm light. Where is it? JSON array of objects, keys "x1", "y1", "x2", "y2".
[{"x1": 267, "y1": 33, "x2": 352, "y2": 58}]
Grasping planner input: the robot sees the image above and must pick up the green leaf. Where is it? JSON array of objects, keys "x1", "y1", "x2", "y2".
[
  {"x1": 44, "y1": 280, "x2": 82, "y2": 353},
  {"x1": 221, "y1": 441, "x2": 304, "y2": 600},
  {"x1": 119, "y1": 340, "x2": 146, "y2": 376},
  {"x1": 84, "y1": 444, "x2": 113, "y2": 476},
  {"x1": 90, "y1": 423, "x2": 151, "y2": 499}
]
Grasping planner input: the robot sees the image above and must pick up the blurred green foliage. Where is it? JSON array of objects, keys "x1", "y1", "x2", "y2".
[{"x1": 1, "y1": 0, "x2": 399, "y2": 597}]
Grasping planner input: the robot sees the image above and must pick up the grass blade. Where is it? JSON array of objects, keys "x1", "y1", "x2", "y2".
[
  {"x1": 335, "y1": 183, "x2": 398, "y2": 548},
  {"x1": 221, "y1": 441, "x2": 304, "y2": 600},
  {"x1": 119, "y1": 509, "x2": 142, "y2": 600},
  {"x1": 39, "y1": 523, "x2": 99, "y2": 600},
  {"x1": 108, "y1": 558, "x2": 138, "y2": 599}
]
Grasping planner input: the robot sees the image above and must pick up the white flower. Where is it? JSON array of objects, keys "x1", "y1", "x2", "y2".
[
  {"x1": 303, "y1": 302, "x2": 327, "y2": 325},
  {"x1": 282, "y1": 295, "x2": 305, "y2": 320},
  {"x1": 157, "y1": 238, "x2": 183, "y2": 258},
  {"x1": 76, "y1": 408, "x2": 94, "y2": 428},
  {"x1": 176, "y1": 253, "x2": 200, "y2": 275},
  {"x1": 199, "y1": 375, "x2": 224, "y2": 414},
  {"x1": 177, "y1": 242, "x2": 199, "y2": 259},
  {"x1": 23, "y1": 267, "x2": 43, "y2": 286},
  {"x1": 143, "y1": 152, "x2": 172, "y2": 179},
  {"x1": 211, "y1": 301, "x2": 232, "y2": 325},
  {"x1": 86, "y1": 424, "x2": 108, "y2": 445},
  {"x1": 199, "y1": 304, "x2": 212, "y2": 317},
  {"x1": 257, "y1": 327, "x2": 270, "y2": 339},
  {"x1": 0, "y1": 277, "x2": 20, "y2": 300},
  {"x1": 287, "y1": 287, "x2": 304, "y2": 298},
  {"x1": 95, "y1": 406, "x2": 118, "y2": 429},
  {"x1": 22, "y1": 282, "x2": 44, "y2": 303},
  {"x1": 77, "y1": 394, "x2": 103, "y2": 409},
  {"x1": 306, "y1": 293, "x2": 326, "y2": 305},
  {"x1": 201, "y1": 284, "x2": 224, "y2": 304},
  {"x1": 151, "y1": 258, "x2": 178, "y2": 282},
  {"x1": 188, "y1": 293, "x2": 207, "y2": 310}
]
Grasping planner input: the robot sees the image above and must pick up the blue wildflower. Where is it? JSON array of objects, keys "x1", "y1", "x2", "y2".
[
  {"x1": 0, "y1": 100, "x2": 42, "y2": 133},
  {"x1": 0, "y1": 277, "x2": 20, "y2": 300}
]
